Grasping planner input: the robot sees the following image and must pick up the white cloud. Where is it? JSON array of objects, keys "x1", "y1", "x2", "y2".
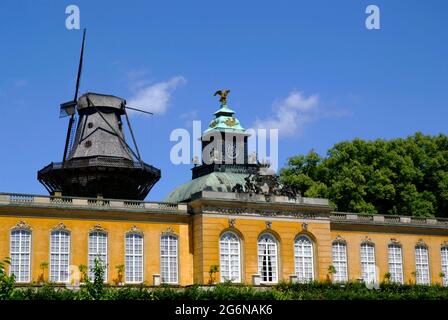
[
  {"x1": 127, "y1": 76, "x2": 186, "y2": 115},
  {"x1": 254, "y1": 90, "x2": 319, "y2": 138}
]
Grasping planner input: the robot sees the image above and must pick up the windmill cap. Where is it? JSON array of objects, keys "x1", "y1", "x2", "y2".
[{"x1": 77, "y1": 92, "x2": 126, "y2": 112}]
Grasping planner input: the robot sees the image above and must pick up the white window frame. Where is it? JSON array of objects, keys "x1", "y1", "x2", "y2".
[
  {"x1": 257, "y1": 233, "x2": 278, "y2": 284},
  {"x1": 294, "y1": 235, "x2": 314, "y2": 282},
  {"x1": 360, "y1": 242, "x2": 376, "y2": 284},
  {"x1": 388, "y1": 244, "x2": 404, "y2": 284},
  {"x1": 332, "y1": 241, "x2": 348, "y2": 282},
  {"x1": 9, "y1": 229, "x2": 32, "y2": 283},
  {"x1": 415, "y1": 245, "x2": 430, "y2": 285},
  {"x1": 88, "y1": 231, "x2": 108, "y2": 282},
  {"x1": 50, "y1": 230, "x2": 71, "y2": 283},
  {"x1": 160, "y1": 234, "x2": 179, "y2": 284},
  {"x1": 125, "y1": 232, "x2": 144, "y2": 283},
  {"x1": 219, "y1": 231, "x2": 241, "y2": 283},
  {"x1": 441, "y1": 246, "x2": 448, "y2": 287}
]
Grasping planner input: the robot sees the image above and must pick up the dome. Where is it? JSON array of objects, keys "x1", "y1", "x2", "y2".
[
  {"x1": 164, "y1": 172, "x2": 250, "y2": 203},
  {"x1": 203, "y1": 104, "x2": 246, "y2": 135}
]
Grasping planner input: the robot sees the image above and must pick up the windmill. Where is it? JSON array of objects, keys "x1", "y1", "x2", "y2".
[{"x1": 38, "y1": 30, "x2": 161, "y2": 200}]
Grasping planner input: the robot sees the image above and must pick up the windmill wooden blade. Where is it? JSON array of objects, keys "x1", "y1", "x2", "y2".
[{"x1": 62, "y1": 29, "x2": 86, "y2": 161}]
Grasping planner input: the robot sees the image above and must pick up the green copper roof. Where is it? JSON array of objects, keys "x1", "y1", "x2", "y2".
[
  {"x1": 164, "y1": 172, "x2": 250, "y2": 203},
  {"x1": 204, "y1": 104, "x2": 245, "y2": 134}
]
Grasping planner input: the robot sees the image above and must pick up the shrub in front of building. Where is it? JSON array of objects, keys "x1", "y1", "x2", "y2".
[{"x1": 5, "y1": 281, "x2": 448, "y2": 300}]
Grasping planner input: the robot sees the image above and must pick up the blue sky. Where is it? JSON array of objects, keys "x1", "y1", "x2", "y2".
[{"x1": 0, "y1": 0, "x2": 447, "y2": 201}]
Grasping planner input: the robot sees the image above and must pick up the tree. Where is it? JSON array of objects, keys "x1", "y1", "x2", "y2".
[
  {"x1": 280, "y1": 133, "x2": 448, "y2": 217},
  {"x1": 0, "y1": 257, "x2": 15, "y2": 300},
  {"x1": 81, "y1": 257, "x2": 106, "y2": 300}
]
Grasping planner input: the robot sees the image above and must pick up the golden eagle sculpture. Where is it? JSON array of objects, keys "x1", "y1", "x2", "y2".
[{"x1": 214, "y1": 89, "x2": 230, "y2": 105}]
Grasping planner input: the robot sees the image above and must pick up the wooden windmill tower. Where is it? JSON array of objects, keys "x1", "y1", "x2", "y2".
[{"x1": 38, "y1": 30, "x2": 161, "y2": 200}]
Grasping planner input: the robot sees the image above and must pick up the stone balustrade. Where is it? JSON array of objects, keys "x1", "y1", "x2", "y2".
[
  {"x1": 0, "y1": 192, "x2": 187, "y2": 213},
  {"x1": 329, "y1": 212, "x2": 448, "y2": 227}
]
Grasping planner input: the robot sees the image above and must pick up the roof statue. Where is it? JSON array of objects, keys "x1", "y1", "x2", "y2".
[{"x1": 213, "y1": 89, "x2": 230, "y2": 105}]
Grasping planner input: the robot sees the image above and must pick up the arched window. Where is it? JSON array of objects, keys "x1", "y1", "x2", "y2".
[
  {"x1": 88, "y1": 231, "x2": 108, "y2": 282},
  {"x1": 415, "y1": 244, "x2": 430, "y2": 285},
  {"x1": 50, "y1": 230, "x2": 70, "y2": 283},
  {"x1": 10, "y1": 229, "x2": 31, "y2": 283},
  {"x1": 160, "y1": 234, "x2": 178, "y2": 284},
  {"x1": 125, "y1": 233, "x2": 143, "y2": 283},
  {"x1": 441, "y1": 246, "x2": 448, "y2": 287},
  {"x1": 294, "y1": 235, "x2": 314, "y2": 282},
  {"x1": 332, "y1": 241, "x2": 348, "y2": 282},
  {"x1": 219, "y1": 231, "x2": 241, "y2": 283},
  {"x1": 387, "y1": 243, "x2": 403, "y2": 284},
  {"x1": 360, "y1": 242, "x2": 376, "y2": 283},
  {"x1": 258, "y1": 233, "x2": 278, "y2": 283}
]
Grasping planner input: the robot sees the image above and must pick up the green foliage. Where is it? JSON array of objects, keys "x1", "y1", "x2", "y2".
[
  {"x1": 280, "y1": 133, "x2": 448, "y2": 217},
  {"x1": 328, "y1": 265, "x2": 337, "y2": 275},
  {"x1": 78, "y1": 264, "x2": 88, "y2": 283},
  {"x1": 208, "y1": 265, "x2": 219, "y2": 284},
  {"x1": 0, "y1": 257, "x2": 15, "y2": 300},
  {"x1": 2, "y1": 281, "x2": 448, "y2": 300},
  {"x1": 80, "y1": 257, "x2": 106, "y2": 300}
]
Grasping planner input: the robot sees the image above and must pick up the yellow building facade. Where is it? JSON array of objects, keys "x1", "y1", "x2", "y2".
[
  {"x1": 1, "y1": 191, "x2": 447, "y2": 286},
  {"x1": 2, "y1": 90, "x2": 447, "y2": 288}
]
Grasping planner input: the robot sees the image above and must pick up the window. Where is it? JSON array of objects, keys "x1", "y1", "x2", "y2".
[
  {"x1": 360, "y1": 242, "x2": 376, "y2": 283},
  {"x1": 415, "y1": 245, "x2": 430, "y2": 285},
  {"x1": 388, "y1": 244, "x2": 404, "y2": 284},
  {"x1": 332, "y1": 241, "x2": 348, "y2": 282},
  {"x1": 294, "y1": 235, "x2": 314, "y2": 282},
  {"x1": 441, "y1": 247, "x2": 448, "y2": 287},
  {"x1": 50, "y1": 230, "x2": 70, "y2": 283},
  {"x1": 258, "y1": 233, "x2": 278, "y2": 283},
  {"x1": 125, "y1": 233, "x2": 143, "y2": 283},
  {"x1": 219, "y1": 232, "x2": 241, "y2": 283},
  {"x1": 88, "y1": 231, "x2": 108, "y2": 282},
  {"x1": 10, "y1": 229, "x2": 31, "y2": 282},
  {"x1": 160, "y1": 234, "x2": 178, "y2": 284}
]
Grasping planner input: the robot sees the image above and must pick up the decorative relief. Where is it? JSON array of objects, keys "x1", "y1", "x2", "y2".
[
  {"x1": 224, "y1": 117, "x2": 237, "y2": 127},
  {"x1": 12, "y1": 220, "x2": 31, "y2": 231},
  {"x1": 389, "y1": 238, "x2": 401, "y2": 245},
  {"x1": 90, "y1": 224, "x2": 107, "y2": 233},
  {"x1": 301, "y1": 223, "x2": 308, "y2": 231},
  {"x1": 52, "y1": 222, "x2": 69, "y2": 232},
  {"x1": 333, "y1": 235, "x2": 346, "y2": 244},
  {"x1": 416, "y1": 239, "x2": 428, "y2": 248},
  {"x1": 265, "y1": 221, "x2": 272, "y2": 229},
  {"x1": 228, "y1": 219, "x2": 236, "y2": 228},
  {"x1": 161, "y1": 226, "x2": 175, "y2": 236},
  {"x1": 441, "y1": 241, "x2": 448, "y2": 248},
  {"x1": 361, "y1": 235, "x2": 373, "y2": 245},
  {"x1": 209, "y1": 120, "x2": 218, "y2": 128},
  {"x1": 201, "y1": 205, "x2": 323, "y2": 219},
  {"x1": 128, "y1": 225, "x2": 143, "y2": 235}
]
